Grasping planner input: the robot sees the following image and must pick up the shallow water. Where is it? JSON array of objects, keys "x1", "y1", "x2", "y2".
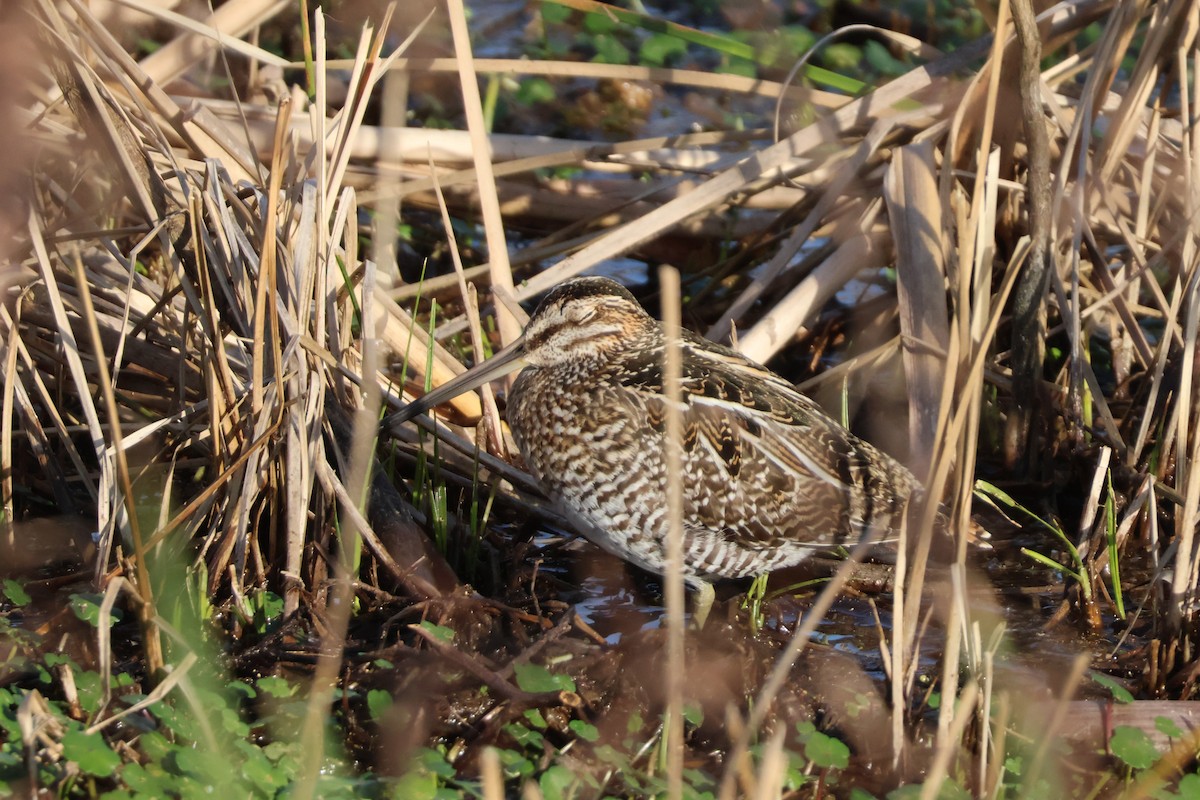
[{"x1": 517, "y1": 508, "x2": 1152, "y2": 707}]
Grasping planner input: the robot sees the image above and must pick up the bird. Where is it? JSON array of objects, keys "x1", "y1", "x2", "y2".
[{"x1": 386, "y1": 276, "x2": 921, "y2": 626}]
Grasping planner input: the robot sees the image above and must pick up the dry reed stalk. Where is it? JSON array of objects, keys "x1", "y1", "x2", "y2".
[
  {"x1": 736, "y1": 206, "x2": 884, "y2": 362},
  {"x1": 445, "y1": 0, "x2": 520, "y2": 349},
  {"x1": 1172, "y1": 281, "x2": 1200, "y2": 632},
  {"x1": 480, "y1": 746, "x2": 504, "y2": 800},
  {"x1": 1, "y1": 304, "x2": 19, "y2": 540},
  {"x1": 921, "y1": 680, "x2": 980, "y2": 800},
  {"x1": 430, "y1": 161, "x2": 505, "y2": 453},
  {"x1": 294, "y1": 10, "x2": 399, "y2": 795},
  {"x1": 73, "y1": 246, "x2": 165, "y2": 674},
  {"x1": 750, "y1": 729, "x2": 787, "y2": 800},
  {"x1": 715, "y1": 116, "x2": 904, "y2": 349},
  {"x1": 197, "y1": 106, "x2": 770, "y2": 172},
  {"x1": 659, "y1": 265, "x2": 685, "y2": 800},
  {"x1": 890, "y1": 506, "x2": 910, "y2": 766},
  {"x1": 103, "y1": 0, "x2": 289, "y2": 70},
  {"x1": 11, "y1": 0, "x2": 456, "y2": 632},
  {"x1": 983, "y1": 655, "x2": 1008, "y2": 797},
  {"x1": 134, "y1": 0, "x2": 290, "y2": 86},
  {"x1": 1007, "y1": 0, "x2": 1055, "y2": 468},
  {"x1": 53, "y1": 0, "x2": 261, "y2": 183},
  {"x1": 886, "y1": 141, "x2": 951, "y2": 474}
]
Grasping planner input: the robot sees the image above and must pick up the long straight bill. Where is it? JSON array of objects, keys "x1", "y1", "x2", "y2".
[{"x1": 385, "y1": 336, "x2": 527, "y2": 430}]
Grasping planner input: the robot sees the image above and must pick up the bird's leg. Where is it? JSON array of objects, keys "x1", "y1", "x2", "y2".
[{"x1": 691, "y1": 582, "x2": 715, "y2": 629}]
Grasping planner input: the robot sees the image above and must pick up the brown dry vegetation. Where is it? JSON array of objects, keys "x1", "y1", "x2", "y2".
[{"x1": 3, "y1": 0, "x2": 1200, "y2": 796}]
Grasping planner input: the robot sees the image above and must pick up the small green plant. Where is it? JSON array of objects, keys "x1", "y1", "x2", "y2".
[
  {"x1": 1109, "y1": 726, "x2": 1159, "y2": 771},
  {"x1": 1091, "y1": 671, "x2": 1135, "y2": 704},
  {"x1": 1103, "y1": 468, "x2": 1126, "y2": 620},
  {"x1": 975, "y1": 481, "x2": 1095, "y2": 608},
  {"x1": 0, "y1": 625, "x2": 423, "y2": 797},
  {"x1": 741, "y1": 573, "x2": 770, "y2": 634},
  {"x1": 1, "y1": 579, "x2": 30, "y2": 606},
  {"x1": 241, "y1": 589, "x2": 285, "y2": 634}
]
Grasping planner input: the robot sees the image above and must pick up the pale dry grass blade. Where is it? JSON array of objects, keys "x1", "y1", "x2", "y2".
[
  {"x1": 1, "y1": 305, "x2": 19, "y2": 536},
  {"x1": 955, "y1": 145, "x2": 999, "y2": 526},
  {"x1": 295, "y1": 434, "x2": 357, "y2": 796},
  {"x1": 321, "y1": 10, "x2": 430, "y2": 220},
  {"x1": 1175, "y1": 29, "x2": 1200, "y2": 625},
  {"x1": 890, "y1": 509, "x2": 909, "y2": 766},
  {"x1": 982, "y1": 641, "x2": 1007, "y2": 797},
  {"x1": 251, "y1": 97, "x2": 291, "y2": 416},
  {"x1": 371, "y1": 68, "x2": 406, "y2": 287},
  {"x1": 283, "y1": 184, "x2": 321, "y2": 616},
  {"x1": 95, "y1": 575, "x2": 124, "y2": 708},
  {"x1": 324, "y1": 24, "x2": 373, "y2": 215},
  {"x1": 27, "y1": 218, "x2": 111, "y2": 561},
  {"x1": 885, "y1": 141, "x2": 950, "y2": 474},
  {"x1": 1080, "y1": 446, "x2": 1114, "y2": 539},
  {"x1": 659, "y1": 265, "x2": 685, "y2": 800},
  {"x1": 920, "y1": 680, "x2": 979, "y2": 800},
  {"x1": 1095, "y1": 0, "x2": 1191, "y2": 185},
  {"x1": 445, "y1": 0, "x2": 519, "y2": 346},
  {"x1": 750, "y1": 729, "x2": 786, "y2": 800},
  {"x1": 429, "y1": 160, "x2": 505, "y2": 451},
  {"x1": 54, "y1": 0, "x2": 261, "y2": 183},
  {"x1": 481, "y1": 747, "x2": 504, "y2": 800},
  {"x1": 102, "y1": 0, "x2": 290, "y2": 67},
  {"x1": 312, "y1": 9, "x2": 329, "y2": 253},
  {"x1": 69, "y1": 246, "x2": 163, "y2": 674},
  {"x1": 348, "y1": 247, "x2": 384, "y2": 491},
  {"x1": 707, "y1": 116, "x2": 904, "y2": 343},
  {"x1": 1170, "y1": 273, "x2": 1200, "y2": 630},
  {"x1": 1023, "y1": 654, "x2": 1090, "y2": 791},
  {"x1": 86, "y1": 652, "x2": 197, "y2": 735},
  {"x1": 136, "y1": 0, "x2": 289, "y2": 86},
  {"x1": 520, "y1": 780, "x2": 545, "y2": 800},
  {"x1": 737, "y1": 225, "x2": 880, "y2": 363}
]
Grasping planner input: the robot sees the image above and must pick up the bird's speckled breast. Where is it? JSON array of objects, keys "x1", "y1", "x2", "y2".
[{"x1": 507, "y1": 360, "x2": 678, "y2": 577}]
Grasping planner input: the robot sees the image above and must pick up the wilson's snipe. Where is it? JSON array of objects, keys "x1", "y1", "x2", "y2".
[{"x1": 387, "y1": 277, "x2": 919, "y2": 624}]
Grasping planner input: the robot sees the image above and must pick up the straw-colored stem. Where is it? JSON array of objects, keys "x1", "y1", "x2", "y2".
[
  {"x1": 71, "y1": 250, "x2": 164, "y2": 677},
  {"x1": 444, "y1": 0, "x2": 520, "y2": 348},
  {"x1": 660, "y1": 265, "x2": 686, "y2": 800}
]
